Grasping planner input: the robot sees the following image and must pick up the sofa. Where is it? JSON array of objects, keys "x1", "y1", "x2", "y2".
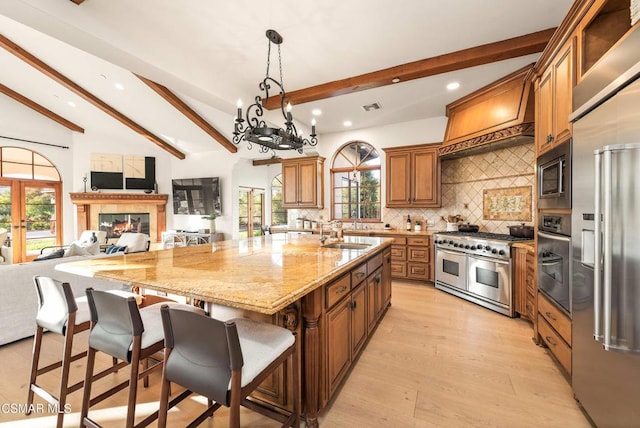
[{"x1": 0, "y1": 253, "x2": 130, "y2": 346}]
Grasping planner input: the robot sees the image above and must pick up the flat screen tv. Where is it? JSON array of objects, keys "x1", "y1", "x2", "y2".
[{"x1": 172, "y1": 177, "x2": 221, "y2": 215}]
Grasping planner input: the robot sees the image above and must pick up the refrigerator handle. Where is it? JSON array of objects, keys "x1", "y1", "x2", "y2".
[
  {"x1": 602, "y1": 149, "x2": 614, "y2": 351},
  {"x1": 593, "y1": 151, "x2": 602, "y2": 341}
]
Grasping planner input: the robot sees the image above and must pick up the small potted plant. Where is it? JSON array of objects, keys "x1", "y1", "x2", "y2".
[
  {"x1": 414, "y1": 220, "x2": 422, "y2": 232},
  {"x1": 201, "y1": 212, "x2": 219, "y2": 233}
]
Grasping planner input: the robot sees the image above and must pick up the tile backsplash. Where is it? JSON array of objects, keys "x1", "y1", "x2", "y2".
[{"x1": 289, "y1": 143, "x2": 535, "y2": 234}]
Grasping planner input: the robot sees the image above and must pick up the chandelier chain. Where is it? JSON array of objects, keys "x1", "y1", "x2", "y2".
[
  {"x1": 278, "y1": 44, "x2": 284, "y2": 93},
  {"x1": 266, "y1": 40, "x2": 271, "y2": 80}
]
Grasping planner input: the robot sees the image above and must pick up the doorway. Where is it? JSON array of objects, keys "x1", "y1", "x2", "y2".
[
  {"x1": 238, "y1": 187, "x2": 264, "y2": 238},
  {"x1": 0, "y1": 147, "x2": 62, "y2": 262}
]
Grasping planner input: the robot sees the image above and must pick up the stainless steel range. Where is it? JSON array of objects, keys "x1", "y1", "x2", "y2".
[{"x1": 434, "y1": 231, "x2": 531, "y2": 317}]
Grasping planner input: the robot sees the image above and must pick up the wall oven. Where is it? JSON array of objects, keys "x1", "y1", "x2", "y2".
[
  {"x1": 537, "y1": 213, "x2": 571, "y2": 314},
  {"x1": 435, "y1": 248, "x2": 467, "y2": 291},
  {"x1": 538, "y1": 139, "x2": 572, "y2": 210},
  {"x1": 468, "y1": 256, "x2": 511, "y2": 308}
]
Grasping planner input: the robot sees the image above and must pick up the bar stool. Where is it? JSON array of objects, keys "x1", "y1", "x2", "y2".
[
  {"x1": 80, "y1": 288, "x2": 205, "y2": 428},
  {"x1": 26, "y1": 277, "x2": 132, "y2": 428},
  {"x1": 157, "y1": 306, "x2": 299, "y2": 428}
]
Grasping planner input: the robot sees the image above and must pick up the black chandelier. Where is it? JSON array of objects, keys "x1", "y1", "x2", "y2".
[{"x1": 233, "y1": 29, "x2": 318, "y2": 154}]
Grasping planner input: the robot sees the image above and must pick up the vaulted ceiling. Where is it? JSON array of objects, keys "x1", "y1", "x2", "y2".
[{"x1": 0, "y1": 0, "x2": 573, "y2": 158}]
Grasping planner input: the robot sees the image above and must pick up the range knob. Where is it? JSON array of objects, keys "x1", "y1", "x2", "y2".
[
  {"x1": 491, "y1": 249, "x2": 498, "y2": 254},
  {"x1": 448, "y1": 240, "x2": 454, "y2": 245},
  {"x1": 464, "y1": 245, "x2": 470, "y2": 249},
  {"x1": 498, "y1": 250, "x2": 506, "y2": 256},
  {"x1": 485, "y1": 245, "x2": 491, "y2": 251},
  {"x1": 470, "y1": 245, "x2": 477, "y2": 250},
  {"x1": 453, "y1": 243, "x2": 459, "y2": 247}
]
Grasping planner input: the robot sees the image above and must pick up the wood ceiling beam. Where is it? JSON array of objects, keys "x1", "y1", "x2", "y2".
[
  {"x1": 0, "y1": 83, "x2": 84, "y2": 133},
  {"x1": 136, "y1": 75, "x2": 237, "y2": 153},
  {"x1": 252, "y1": 157, "x2": 282, "y2": 166},
  {"x1": 0, "y1": 34, "x2": 186, "y2": 159},
  {"x1": 263, "y1": 28, "x2": 556, "y2": 110}
]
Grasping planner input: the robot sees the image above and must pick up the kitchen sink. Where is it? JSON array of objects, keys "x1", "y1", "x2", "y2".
[{"x1": 322, "y1": 242, "x2": 371, "y2": 250}]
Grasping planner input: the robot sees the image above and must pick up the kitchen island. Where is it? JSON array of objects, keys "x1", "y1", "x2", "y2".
[{"x1": 56, "y1": 233, "x2": 393, "y2": 427}]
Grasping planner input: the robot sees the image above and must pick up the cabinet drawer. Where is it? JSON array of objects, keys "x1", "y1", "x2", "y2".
[
  {"x1": 326, "y1": 274, "x2": 351, "y2": 309},
  {"x1": 391, "y1": 245, "x2": 407, "y2": 261},
  {"x1": 391, "y1": 237, "x2": 407, "y2": 245},
  {"x1": 407, "y1": 236, "x2": 429, "y2": 246},
  {"x1": 407, "y1": 246, "x2": 429, "y2": 263},
  {"x1": 390, "y1": 261, "x2": 407, "y2": 277},
  {"x1": 538, "y1": 315, "x2": 571, "y2": 375},
  {"x1": 538, "y1": 292, "x2": 571, "y2": 346},
  {"x1": 351, "y1": 262, "x2": 368, "y2": 287},
  {"x1": 407, "y1": 262, "x2": 429, "y2": 280},
  {"x1": 366, "y1": 252, "x2": 383, "y2": 273}
]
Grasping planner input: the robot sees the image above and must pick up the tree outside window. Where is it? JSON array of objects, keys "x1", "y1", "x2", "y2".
[{"x1": 271, "y1": 174, "x2": 287, "y2": 226}]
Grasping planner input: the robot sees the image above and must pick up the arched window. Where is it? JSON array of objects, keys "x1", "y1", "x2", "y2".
[
  {"x1": 0, "y1": 146, "x2": 62, "y2": 262},
  {"x1": 331, "y1": 141, "x2": 381, "y2": 222},
  {"x1": 270, "y1": 173, "x2": 287, "y2": 226}
]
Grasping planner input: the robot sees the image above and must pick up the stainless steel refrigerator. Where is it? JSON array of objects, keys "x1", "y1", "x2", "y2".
[{"x1": 570, "y1": 28, "x2": 640, "y2": 427}]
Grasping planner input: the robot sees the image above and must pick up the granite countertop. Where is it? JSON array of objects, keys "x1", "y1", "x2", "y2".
[{"x1": 56, "y1": 234, "x2": 392, "y2": 314}]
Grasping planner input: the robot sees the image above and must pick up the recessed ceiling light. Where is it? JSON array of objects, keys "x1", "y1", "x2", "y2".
[
  {"x1": 311, "y1": 109, "x2": 322, "y2": 116},
  {"x1": 114, "y1": 82, "x2": 125, "y2": 91},
  {"x1": 361, "y1": 102, "x2": 382, "y2": 112},
  {"x1": 67, "y1": 101, "x2": 76, "y2": 107},
  {"x1": 343, "y1": 120, "x2": 352, "y2": 127},
  {"x1": 391, "y1": 78, "x2": 400, "y2": 83},
  {"x1": 446, "y1": 82, "x2": 460, "y2": 91}
]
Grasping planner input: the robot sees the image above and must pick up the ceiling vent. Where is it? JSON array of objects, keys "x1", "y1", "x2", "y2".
[{"x1": 361, "y1": 102, "x2": 382, "y2": 112}]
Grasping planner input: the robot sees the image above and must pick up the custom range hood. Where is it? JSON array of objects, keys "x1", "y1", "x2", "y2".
[{"x1": 440, "y1": 64, "x2": 535, "y2": 159}]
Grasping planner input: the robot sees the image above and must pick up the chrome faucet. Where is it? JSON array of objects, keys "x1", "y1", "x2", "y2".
[
  {"x1": 352, "y1": 210, "x2": 362, "y2": 229},
  {"x1": 319, "y1": 222, "x2": 327, "y2": 244}
]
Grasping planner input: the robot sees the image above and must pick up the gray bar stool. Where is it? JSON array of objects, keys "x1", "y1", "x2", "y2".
[
  {"x1": 80, "y1": 288, "x2": 205, "y2": 428},
  {"x1": 26, "y1": 276, "x2": 130, "y2": 428},
  {"x1": 157, "y1": 305, "x2": 299, "y2": 427}
]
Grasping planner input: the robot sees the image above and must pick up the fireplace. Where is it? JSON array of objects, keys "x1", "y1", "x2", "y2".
[
  {"x1": 99, "y1": 213, "x2": 150, "y2": 239},
  {"x1": 70, "y1": 192, "x2": 168, "y2": 242}
]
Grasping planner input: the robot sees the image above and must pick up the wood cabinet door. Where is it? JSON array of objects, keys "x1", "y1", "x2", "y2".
[
  {"x1": 385, "y1": 151, "x2": 411, "y2": 207},
  {"x1": 513, "y1": 247, "x2": 528, "y2": 316},
  {"x1": 282, "y1": 162, "x2": 299, "y2": 207},
  {"x1": 297, "y1": 159, "x2": 318, "y2": 207},
  {"x1": 411, "y1": 148, "x2": 440, "y2": 207},
  {"x1": 326, "y1": 298, "x2": 351, "y2": 396},
  {"x1": 552, "y1": 38, "x2": 574, "y2": 146},
  {"x1": 366, "y1": 275, "x2": 378, "y2": 333},
  {"x1": 536, "y1": 71, "x2": 553, "y2": 156},
  {"x1": 382, "y1": 251, "x2": 392, "y2": 307},
  {"x1": 351, "y1": 283, "x2": 367, "y2": 357}
]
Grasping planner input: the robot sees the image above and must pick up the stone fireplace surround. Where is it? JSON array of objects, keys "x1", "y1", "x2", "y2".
[{"x1": 69, "y1": 193, "x2": 168, "y2": 242}]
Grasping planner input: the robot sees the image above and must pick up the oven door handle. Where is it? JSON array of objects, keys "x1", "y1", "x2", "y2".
[
  {"x1": 436, "y1": 248, "x2": 466, "y2": 258},
  {"x1": 537, "y1": 231, "x2": 571, "y2": 242},
  {"x1": 469, "y1": 254, "x2": 509, "y2": 265}
]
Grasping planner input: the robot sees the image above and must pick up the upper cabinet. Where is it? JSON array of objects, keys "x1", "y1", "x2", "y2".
[
  {"x1": 383, "y1": 144, "x2": 441, "y2": 208},
  {"x1": 533, "y1": 0, "x2": 636, "y2": 156},
  {"x1": 577, "y1": 0, "x2": 634, "y2": 83},
  {"x1": 282, "y1": 155, "x2": 325, "y2": 208},
  {"x1": 535, "y1": 36, "x2": 575, "y2": 156}
]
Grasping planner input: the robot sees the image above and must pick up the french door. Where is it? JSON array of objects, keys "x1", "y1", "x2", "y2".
[
  {"x1": 0, "y1": 179, "x2": 62, "y2": 262},
  {"x1": 238, "y1": 187, "x2": 264, "y2": 238}
]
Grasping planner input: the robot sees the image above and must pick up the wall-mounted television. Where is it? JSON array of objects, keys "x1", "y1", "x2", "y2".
[{"x1": 172, "y1": 177, "x2": 221, "y2": 215}]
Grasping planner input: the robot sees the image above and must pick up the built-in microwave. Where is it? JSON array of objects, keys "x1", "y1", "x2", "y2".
[{"x1": 537, "y1": 139, "x2": 571, "y2": 210}]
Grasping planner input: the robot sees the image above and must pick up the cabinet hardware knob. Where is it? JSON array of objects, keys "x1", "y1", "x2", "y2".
[
  {"x1": 545, "y1": 335, "x2": 557, "y2": 347},
  {"x1": 351, "y1": 301, "x2": 357, "y2": 310},
  {"x1": 335, "y1": 285, "x2": 347, "y2": 294},
  {"x1": 545, "y1": 311, "x2": 557, "y2": 321}
]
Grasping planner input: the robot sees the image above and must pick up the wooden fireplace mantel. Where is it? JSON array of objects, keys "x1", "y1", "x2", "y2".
[{"x1": 70, "y1": 192, "x2": 169, "y2": 242}]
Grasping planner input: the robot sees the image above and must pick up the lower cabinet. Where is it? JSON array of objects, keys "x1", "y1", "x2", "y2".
[
  {"x1": 325, "y1": 249, "x2": 391, "y2": 400},
  {"x1": 386, "y1": 234, "x2": 433, "y2": 282},
  {"x1": 537, "y1": 291, "x2": 572, "y2": 375},
  {"x1": 514, "y1": 245, "x2": 537, "y2": 330}
]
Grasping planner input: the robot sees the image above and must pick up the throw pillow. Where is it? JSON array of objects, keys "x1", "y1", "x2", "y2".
[
  {"x1": 64, "y1": 242, "x2": 90, "y2": 257},
  {"x1": 105, "y1": 244, "x2": 128, "y2": 255},
  {"x1": 33, "y1": 248, "x2": 65, "y2": 261}
]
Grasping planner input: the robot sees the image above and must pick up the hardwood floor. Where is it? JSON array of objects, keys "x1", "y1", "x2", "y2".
[{"x1": 0, "y1": 281, "x2": 589, "y2": 427}]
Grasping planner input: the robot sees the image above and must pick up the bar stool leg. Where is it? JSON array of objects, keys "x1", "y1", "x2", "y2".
[
  {"x1": 80, "y1": 347, "x2": 97, "y2": 426},
  {"x1": 55, "y1": 318, "x2": 76, "y2": 428},
  {"x1": 125, "y1": 336, "x2": 142, "y2": 428},
  {"x1": 26, "y1": 326, "x2": 44, "y2": 413}
]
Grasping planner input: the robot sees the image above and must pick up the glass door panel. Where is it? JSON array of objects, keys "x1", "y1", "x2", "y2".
[{"x1": 21, "y1": 182, "x2": 61, "y2": 261}]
